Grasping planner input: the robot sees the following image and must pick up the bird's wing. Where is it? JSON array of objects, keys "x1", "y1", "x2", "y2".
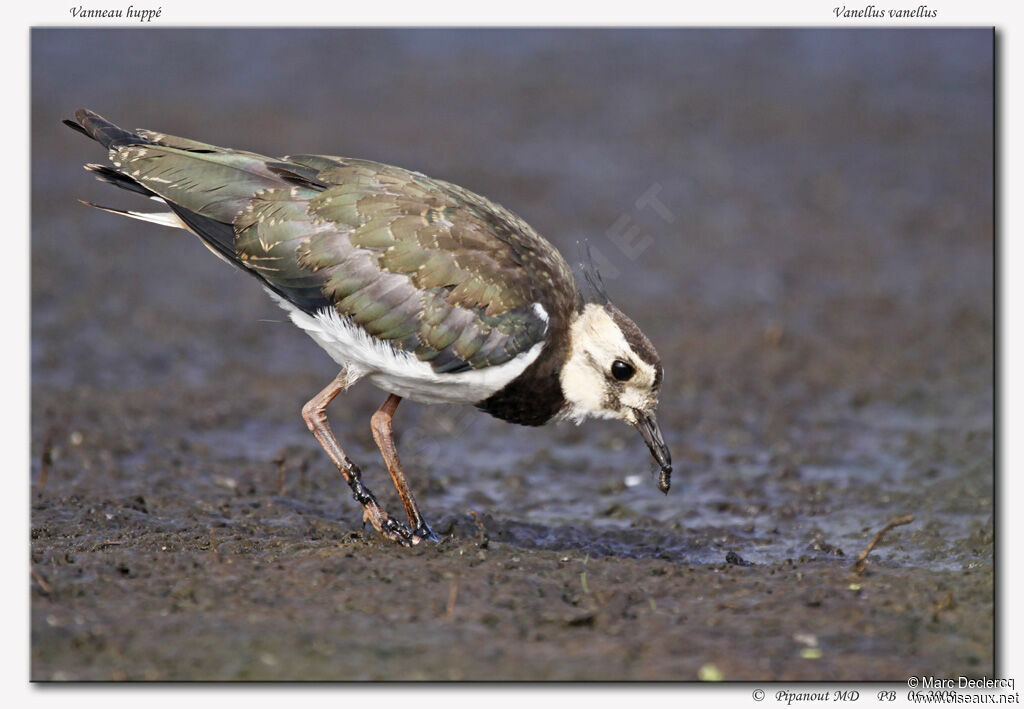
[
  {"x1": 234, "y1": 155, "x2": 579, "y2": 372},
  {"x1": 93, "y1": 117, "x2": 579, "y2": 373}
]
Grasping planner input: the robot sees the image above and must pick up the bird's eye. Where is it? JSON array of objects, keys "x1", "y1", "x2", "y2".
[{"x1": 611, "y1": 360, "x2": 635, "y2": 382}]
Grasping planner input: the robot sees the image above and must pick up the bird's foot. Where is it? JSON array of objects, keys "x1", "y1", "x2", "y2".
[
  {"x1": 361, "y1": 505, "x2": 422, "y2": 546},
  {"x1": 411, "y1": 522, "x2": 441, "y2": 544}
]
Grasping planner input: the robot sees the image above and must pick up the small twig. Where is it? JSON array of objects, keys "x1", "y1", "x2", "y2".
[
  {"x1": 273, "y1": 452, "x2": 287, "y2": 495},
  {"x1": 852, "y1": 514, "x2": 915, "y2": 575},
  {"x1": 31, "y1": 565, "x2": 52, "y2": 594},
  {"x1": 468, "y1": 510, "x2": 489, "y2": 549},
  {"x1": 37, "y1": 437, "x2": 53, "y2": 496},
  {"x1": 445, "y1": 577, "x2": 459, "y2": 619},
  {"x1": 89, "y1": 540, "x2": 123, "y2": 551},
  {"x1": 209, "y1": 526, "x2": 219, "y2": 554}
]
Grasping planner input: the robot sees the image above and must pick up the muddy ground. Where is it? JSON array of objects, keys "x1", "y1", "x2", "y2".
[{"x1": 30, "y1": 29, "x2": 993, "y2": 680}]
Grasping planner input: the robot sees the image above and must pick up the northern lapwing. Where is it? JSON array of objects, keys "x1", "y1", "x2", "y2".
[{"x1": 65, "y1": 109, "x2": 672, "y2": 546}]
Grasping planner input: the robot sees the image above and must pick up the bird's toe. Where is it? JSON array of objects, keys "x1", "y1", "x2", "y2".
[{"x1": 412, "y1": 524, "x2": 442, "y2": 544}]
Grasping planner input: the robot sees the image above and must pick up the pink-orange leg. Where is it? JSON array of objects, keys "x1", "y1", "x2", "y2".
[
  {"x1": 370, "y1": 394, "x2": 438, "y2": 542},
  {"x1": 301, "y1": 369, "x2": 417, "y2": 546}
]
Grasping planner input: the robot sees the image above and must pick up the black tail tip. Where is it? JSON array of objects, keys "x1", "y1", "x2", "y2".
[
  {"x1": 74, "y1": 107, "x2": 101, "y2": 123},
  {"x1": 65, "y1": 109, "x2": 140, "y2": 150},
  {"x1": 62, "y1": 117, "x2": 89, "y2": 137}
]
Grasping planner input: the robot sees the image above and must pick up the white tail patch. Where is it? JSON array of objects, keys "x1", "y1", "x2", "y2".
[
  {"x1": 80, "y1": 200, "x2": 187, "y2": 230},
  {"x1": 83, "y1": 199, "x2": 241, "y2": 269}
]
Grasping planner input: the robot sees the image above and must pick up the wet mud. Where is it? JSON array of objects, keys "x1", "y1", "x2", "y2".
[{"x1": 31, "y1": 29, "x2": 993, "y2": 680}]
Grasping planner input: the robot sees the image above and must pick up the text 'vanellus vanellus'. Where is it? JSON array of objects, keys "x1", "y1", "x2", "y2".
[{"x1": 65, "y1": 109, "x2": 672, "y2": 546}]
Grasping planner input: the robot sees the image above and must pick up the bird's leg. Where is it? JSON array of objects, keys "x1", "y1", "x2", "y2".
[
  {"x1": 301, "y1": 369, "x2": 416, "y2": 546},
  {"x1": 370, "y1": 394, "x2": 440, "y2": 543}
]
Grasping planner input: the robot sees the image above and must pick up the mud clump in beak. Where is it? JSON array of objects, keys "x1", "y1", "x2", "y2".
[{"x1": 634, "y1": 410, "x2": 672, "y2": 494}]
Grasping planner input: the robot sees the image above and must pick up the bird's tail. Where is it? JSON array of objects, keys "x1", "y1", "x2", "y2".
[
  {"x1": 64, "y1": 108, "x2": 247, "y2": 271},
  {"x1": 64, "y1": 109, "x2": 334, "y2": 312},
  {"x1": 64, "y1": 110, "x2": 159, "y2": 202},
  {"x1": 63, "y1": 108, "x2": 151, "y2": 151}
]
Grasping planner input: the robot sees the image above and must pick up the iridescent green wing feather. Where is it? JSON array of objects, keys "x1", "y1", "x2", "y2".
[
  {"x1": 238, "y1": 156, "x2": 578, "y2": 372},
  {"x1": 94, "y1": 117, "x2": 577, "y2": 373}
]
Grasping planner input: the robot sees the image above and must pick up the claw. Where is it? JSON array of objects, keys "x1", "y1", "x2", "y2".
[
  {"x1": 412, "y1": 523, "x2": 441, "y2": 544},
  {"x1": 380, "y1": 518, "x2": 416, "y2": 546},
  {"x1": 361, "y1": 503, "x2": 415, "y2": 546}
]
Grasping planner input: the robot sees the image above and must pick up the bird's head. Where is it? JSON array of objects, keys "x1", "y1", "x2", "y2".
[{"x1": 559, "y1": 302, "x2": 673, "y2": 492}]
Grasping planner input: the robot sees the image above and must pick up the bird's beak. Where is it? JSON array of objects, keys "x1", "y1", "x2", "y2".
[{"x1": 633, "y1": 410, "x2": 672, "y2": 494}]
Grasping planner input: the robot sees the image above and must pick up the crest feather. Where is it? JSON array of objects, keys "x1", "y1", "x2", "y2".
[{"x1": 576, "y1": 240, "x2": 610, "y2": 305}]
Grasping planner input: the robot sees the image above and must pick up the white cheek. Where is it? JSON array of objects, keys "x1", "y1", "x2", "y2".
[
  {"x1": 560, "y1": 303, "x2": 660, "y2": 423},
  {"x1": 621, "y1": 388, "x2": 646, "y2": 410},
  {"x1": 561, "y1": 359, "x2": 605, "y2": 413}
]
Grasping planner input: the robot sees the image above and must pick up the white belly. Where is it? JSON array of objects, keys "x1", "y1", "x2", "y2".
[{"x1": 269, "y1": 292, "x2": 545, "y2": 405}]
